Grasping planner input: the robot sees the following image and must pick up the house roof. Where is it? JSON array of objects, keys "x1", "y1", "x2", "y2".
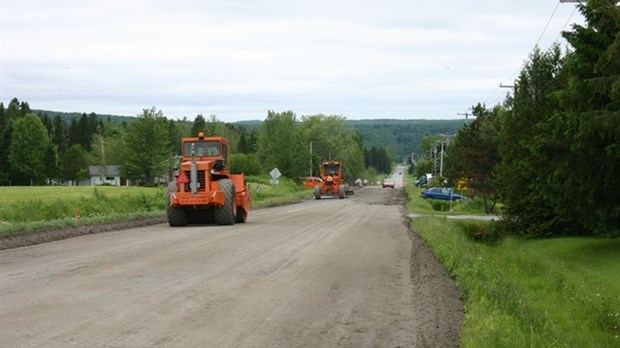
[{"x1": 89, "y1": 165, "x2": 120, "y2": 176}]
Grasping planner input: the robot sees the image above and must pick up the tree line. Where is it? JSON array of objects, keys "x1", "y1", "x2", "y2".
[
  {"x1": 0, "y1": 102, "x2": 394, "y2": 186},
  {"x1": 442, "y1": 0, "x2": 619, "y2": 237}
]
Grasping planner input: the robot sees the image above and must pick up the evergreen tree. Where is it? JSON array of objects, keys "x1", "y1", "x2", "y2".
[
  {"x1": 495, "y1": 45, "x2": 566, "y2": 237},
  {"x1": 0, "y1": 102, "x2": 8, "y2": 184},
  {"x1": 445, "y1": 103, "x2": 502, "y2": 213},
  {"x1": 191, "y1": 114, "x2": 206, "y2": 135},
  {"x1": 61, "y1": 144, "x2": 88, "y2": 185},
  {"x1": 43, "y1": 143, "x2": 60, "y2": 183},
  {"x1": 238, "y1": 131, "x2": 252, "y2": 154},
  {"x1": 68, "y1": 118, "x2": 80, "y2": 146},
  {"x1": 555, "y1": 0, "x2": 620, "y2": 236},
  {"x1": 52, "y1": 114, "x2": 68, "y2": 156}
]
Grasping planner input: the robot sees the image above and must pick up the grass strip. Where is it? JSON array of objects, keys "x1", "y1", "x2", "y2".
[{"x1": 411, "y1": 214, "x2": 620, "y2": 347}]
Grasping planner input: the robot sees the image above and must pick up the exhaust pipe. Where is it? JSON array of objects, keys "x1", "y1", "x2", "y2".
[{"x1": 190, "y1": 160, "x2": 198, "y2": 195}]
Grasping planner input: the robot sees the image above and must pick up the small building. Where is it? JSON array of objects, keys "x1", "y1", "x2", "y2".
[{"x1": 89, "y1": 165, "x2": 121, "y2": 186}]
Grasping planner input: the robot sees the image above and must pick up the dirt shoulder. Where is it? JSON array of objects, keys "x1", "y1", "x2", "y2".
[
  {"x1": 355, "y1": 187, "x2": 464, "y2": 346},
  {"x1": 0, "y1": 216, "x2": 167, "y2": 250}
]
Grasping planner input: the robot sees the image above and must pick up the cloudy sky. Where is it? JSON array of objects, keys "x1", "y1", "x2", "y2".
[{"x1": 1, "y1": 0, "x2": 584, "y2": 122}]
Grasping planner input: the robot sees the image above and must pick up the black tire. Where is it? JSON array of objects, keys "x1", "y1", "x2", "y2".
[
  {"x1": 338, "y1": 185, "x2": 345, "y2": 199},
  {"x1": 236, "y1": 207, "x2": 248, "y2": 223},
  {"x1": 166, "y1": 180, "x2": 188, "y2": 226},
  {"x1": 214, "y1": 179, "x2": 236, "y2": 225},
  {"x1": 314, "y1": 185, "x2": 321, "y2": 200},
  {"x1": 188, "y1": 209, "x2": 215, "y2": 224}
]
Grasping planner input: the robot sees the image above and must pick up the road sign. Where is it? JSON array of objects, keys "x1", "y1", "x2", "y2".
[
  {"x1": 457, "y1": 178, "x2": 468, "y2": 191},
  {"x1": 270, "y1": 168, "x2": 281, "y2": 180},
  {"x1": 269, "y1": 168, "x2": 281, "y2": 185}
]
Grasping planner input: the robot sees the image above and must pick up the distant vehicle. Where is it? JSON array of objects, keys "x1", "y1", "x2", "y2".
[
  {"x1": 382, "y1": 179, "x2": 395, "y2": 188},
  {"x1": 419, "y1": 187, "x2": 467, "y2": 201},
  {"x1": 303, "y1": 176, "x2": 323, "y2": 189},
  {"x1": 414, "y1": 174, "x2": 432, "y2": 187},
  {"x1": 314, "y1": 161, "x2": 354, "y2": 199}
]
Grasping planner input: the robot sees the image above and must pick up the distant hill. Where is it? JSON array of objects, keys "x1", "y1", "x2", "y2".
[
  {"x1": 347, "y1": 119, "x2": 464, "y2": 161},
  {"x1": 33, "y1": 109, "x2": 135, "y2": 125},
  {"x1": 33, "y1": 109, "x2": 464, "y2": 160}
]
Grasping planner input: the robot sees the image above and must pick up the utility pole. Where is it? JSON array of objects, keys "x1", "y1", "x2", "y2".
[
  {"x1": 309, "y1": 141, "x2": 313, "y2": 177},
  {"x1": 499, "y1": 83, "x2": 515, "y2": 88},
  {"x1": 432, "y1": 143, "x2": 436, "y2": 176},
  {"x1": 439, "y1": 140, "x2": 444, "y2": 177},
  {"x1": 457, "y1": 111, "x2": 471, "y2": 123}
]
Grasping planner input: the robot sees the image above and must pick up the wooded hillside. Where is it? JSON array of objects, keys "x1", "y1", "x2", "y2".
[{"x1": 30, "y1": 109, "x2": 464, "y2": 161}]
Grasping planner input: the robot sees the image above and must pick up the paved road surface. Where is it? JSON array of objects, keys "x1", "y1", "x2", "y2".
[
  {"x1": 0, "y1": 187, "x2": 462, "y2": 347},
  {"x1": 387, "y1": 165, "x2": 406, "y2": 188}
]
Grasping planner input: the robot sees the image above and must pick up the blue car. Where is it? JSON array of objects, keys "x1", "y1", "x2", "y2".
[{"x1": 420, "y1": 187, "x2": 467, "y2": 201}]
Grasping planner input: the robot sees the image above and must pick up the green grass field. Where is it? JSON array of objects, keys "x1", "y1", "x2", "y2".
[
  {"x1": 407, "y1": 177, "x2": 620, "y2": 347},
  {"x1": 0, "y1": 177, "x2": 312, "y2": 235},
  {"x1": 0, "y1": 186, "x2": 162, "y2": 204},
  {"x1": 0, "y1": 186, "x2": 166, "y2": 235}
]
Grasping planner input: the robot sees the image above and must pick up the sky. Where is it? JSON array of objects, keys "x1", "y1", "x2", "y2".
[{"x1": 0, "y1": 0, "x2": 585, "y2": 122}]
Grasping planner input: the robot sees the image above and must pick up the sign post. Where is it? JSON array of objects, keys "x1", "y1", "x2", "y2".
[{"x1": 269, "y1": 168, "x2": 281, "y2": 185}]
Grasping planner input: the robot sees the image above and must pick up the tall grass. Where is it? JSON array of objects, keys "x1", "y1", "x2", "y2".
[
  {"x1": 412, "y1": 217, "x2": 620, "y2": 347},
  {"x1": 404, "y1": 174, "x2": 619, "y2": 346},
  {"x1": 0, "y1": 187, "x2": 166, "y2": 235},
  {"x1": 247, "y1": 176, "x2": 313, "y2": 208},
  {"x1": 0, "y1": 178, "x2": 313, "y2": 235}
]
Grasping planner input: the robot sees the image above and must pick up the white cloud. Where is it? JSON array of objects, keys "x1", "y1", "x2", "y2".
[{"x1": 1, "y1": 0, "x2": 585, "y2": 121}]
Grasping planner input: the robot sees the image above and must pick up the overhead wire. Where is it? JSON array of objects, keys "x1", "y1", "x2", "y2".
[
  {"x1": 481, "y1": 0, "x2": 565, "y2": 107},
  {"x1": 554, "y1": 5, "x2": 579, "y2": 43}
]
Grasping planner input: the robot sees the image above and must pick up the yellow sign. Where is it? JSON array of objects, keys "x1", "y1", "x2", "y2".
[{"x1": 457, "y1": 178, "x2": 468, "y2": 191}]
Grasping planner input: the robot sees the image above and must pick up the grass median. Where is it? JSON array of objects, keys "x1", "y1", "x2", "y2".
[{"x1": 407, "y1": 184, "x2": 620, "y2": 347}]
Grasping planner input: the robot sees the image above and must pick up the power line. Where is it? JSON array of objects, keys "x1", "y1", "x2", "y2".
[
  {"x1": 554, "y1": 5, "x2": 579, "y2": 42},
  {"x1": 481, "y1": 0, "x2": 566, "y2": 107},
  {"x1": 534, "y1": 1, "x2": 562, "y2": 49}
]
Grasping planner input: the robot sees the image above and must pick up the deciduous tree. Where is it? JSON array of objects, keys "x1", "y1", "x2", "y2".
[
  {"x1": 256, "y1": 111, "x2": 308, "y2": 178},
  {"x1": 8, "y1": 113, "x2": 50, "y2": 184},
  {"x1": 122, "y1": 107, "x2": 172, "y2": 185}
]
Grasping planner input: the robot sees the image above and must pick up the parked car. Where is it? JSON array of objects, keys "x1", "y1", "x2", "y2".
[
  {"x1": 419, "y1": 187, "x2": 467, "y2": 201},
  {"x1": 414, "y1": 174, "x2": 431, "y2": 187},
  {"x1": 382, "y1": 179, "x2": 395, "y2": 188}
]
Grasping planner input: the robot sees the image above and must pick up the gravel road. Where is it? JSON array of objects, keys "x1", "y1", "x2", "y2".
[{"x1": 0, "y1": 187, "x2": 462, "y2": 347}]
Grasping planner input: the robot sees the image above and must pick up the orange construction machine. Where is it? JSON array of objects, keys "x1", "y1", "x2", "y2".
[
  {"x1": 313, "y1": 161, "x2": 354, "y2": 199},
  {"x1": 166, "y1": 132, "x2": 251, "y2": 226}
]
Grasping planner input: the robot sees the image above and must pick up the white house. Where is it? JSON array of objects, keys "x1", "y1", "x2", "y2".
[{"x1": 89, "y1": 165, "x2": 121, "y2": 186}]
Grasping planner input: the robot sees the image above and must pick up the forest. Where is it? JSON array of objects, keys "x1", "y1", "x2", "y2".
[{"x1": 0, "y1": 103, "x2": 430, "y2": 188}]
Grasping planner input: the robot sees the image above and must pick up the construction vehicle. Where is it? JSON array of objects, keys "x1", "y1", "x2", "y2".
[
  {"x1": 166, "y1": 132, "x2": 251, "y2": 226},
  {"x1": 313, "y1": 161, "x2": 354, "y2": 199}
]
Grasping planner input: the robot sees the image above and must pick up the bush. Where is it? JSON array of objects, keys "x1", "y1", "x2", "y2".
[
  {"x1": 429, "y1": 199, "x2": 452, "y2": 211},
  {"x1": 456, "y1": 220, "x2": 504, "y2": 244},
  {"x1": 229, "y1": 153, "x2": 261, "y2": 176}
]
